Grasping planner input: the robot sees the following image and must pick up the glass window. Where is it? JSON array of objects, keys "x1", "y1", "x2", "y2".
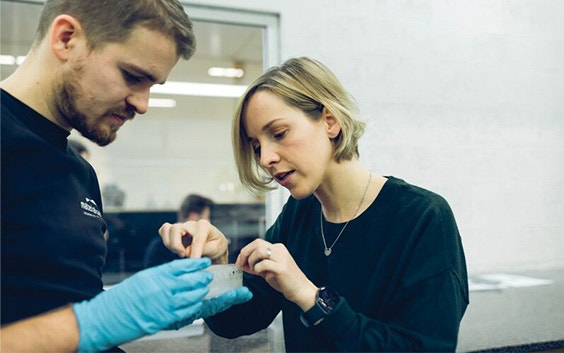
[{"x1": 1, "y1": 0, "x2": 280, "y2": 276}]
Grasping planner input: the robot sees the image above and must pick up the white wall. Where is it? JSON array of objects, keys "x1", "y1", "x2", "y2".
[{"x1": 182, "y1": 0, "x2": 564, "y2": 275}]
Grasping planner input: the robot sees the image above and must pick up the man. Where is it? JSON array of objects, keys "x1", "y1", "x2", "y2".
[
  {"x1": 144, "y1": 194, "x2": 215, "y2": 268},
  {"x1": 0, "y1": 1, "x2": 250, "y2": 351},
  {"x1": 68, "y1": 139, "x2": 90, "y2": 160},
  {"x1": 178, "y1": 194, "x2": 214, "y2": 223}
]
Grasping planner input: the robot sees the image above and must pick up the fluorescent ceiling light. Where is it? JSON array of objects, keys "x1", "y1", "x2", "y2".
[
  {"x1": 0, "y1": 55, "x2": 16, "y2": 65},
  {"x1": 208, "y1": 67, "x2": 245, "y2": 78},
  {"x1": 148, "y1": 98, "x2": 176, "y2": 108},
  {"x1": 0, "y1": 55, "x2": 26, "y2": 65},
  {"x1": 151, "y1": 81, "x2": 247, "y2": 98}
]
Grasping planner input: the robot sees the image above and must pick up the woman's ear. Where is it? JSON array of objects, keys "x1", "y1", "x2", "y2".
[
  {"x1": 322, "y1": 107, "x2": 342, "y2": 138},
  {"x1": 50, "y1": 15, "x2": 84, "y2": 62}
]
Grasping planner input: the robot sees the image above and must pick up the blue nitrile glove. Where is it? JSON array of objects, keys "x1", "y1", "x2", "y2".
[
  {"x1": 168, "y1": 286, "x2": 253, "y2": 330},
  {"x1": 73, "y1": 258, "x2": 212, "y2": 352}
]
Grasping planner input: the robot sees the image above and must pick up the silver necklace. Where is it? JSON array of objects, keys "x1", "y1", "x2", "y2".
[{"x1": 320, "y1": 172, "x2": 372, "y2": 256}]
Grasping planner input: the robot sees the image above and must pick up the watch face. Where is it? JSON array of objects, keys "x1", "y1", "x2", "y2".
[
  {"x1": 300, "y1": 287, "x2": 341, "y2": 328},
  {"x1": 318, "y1": 287, "x2": 340, "y2": 311}
]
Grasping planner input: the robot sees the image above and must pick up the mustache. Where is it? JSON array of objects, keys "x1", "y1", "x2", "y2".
[{"x1": 110, "y1": 105, "x2": 136, "y2": 120}]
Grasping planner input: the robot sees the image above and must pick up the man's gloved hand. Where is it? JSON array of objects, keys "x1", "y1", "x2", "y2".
[
  {"x1": 201, "y1": 287, "x2": 253, "y2": 318},
  {"x1": 168, "y1": 286, "x2": 253, "y2": 330},
  {"x1": 73, "y1": 258, "x2": 213, "y2": 352}
]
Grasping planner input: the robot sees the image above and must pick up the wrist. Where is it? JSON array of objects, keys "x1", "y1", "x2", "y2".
[
  {"x1": 293, "y1": 284, "x2": 318, "y2": 311},
  {"x1": 73, "y1": 300, "x2": 109, "y2": 352},
  {"x1": 300, "y1": 287, "x2": 341, "y2": 328}
]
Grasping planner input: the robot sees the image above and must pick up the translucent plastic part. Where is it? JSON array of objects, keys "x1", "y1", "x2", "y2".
[{"x1": 204, "y1": 264, "x2": 243, "y2": 299}]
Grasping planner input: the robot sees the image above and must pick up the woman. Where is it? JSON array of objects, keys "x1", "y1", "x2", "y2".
[{"x1": 163, "y1": 57, "x2": 469, "y2": 352}]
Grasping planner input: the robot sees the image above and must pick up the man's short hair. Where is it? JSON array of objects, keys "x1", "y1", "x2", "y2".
[
  {"x1": 178, "y1": 194, "x2": 214, "y2": 221},
  {"x1": 35, "y1": 0, "x2": 196, "y2": 59}
]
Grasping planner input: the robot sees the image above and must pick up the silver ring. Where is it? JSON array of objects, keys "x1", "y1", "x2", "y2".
[{"x1": 265, "y1": 247, "x2": 272, "y2": 259}]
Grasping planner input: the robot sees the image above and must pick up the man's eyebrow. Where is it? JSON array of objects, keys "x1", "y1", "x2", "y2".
[{"x1": 123, "y1": 64, "x2": 161, "y2": 84}]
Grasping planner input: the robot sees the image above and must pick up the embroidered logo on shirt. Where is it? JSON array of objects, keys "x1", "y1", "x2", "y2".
[{"x1": 81, "y1": 197, "x2": 102, "y2": 218}]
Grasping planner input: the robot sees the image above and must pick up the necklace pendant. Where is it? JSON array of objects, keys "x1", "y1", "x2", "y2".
[{"x1": 324, "y1": 248, "x2": 332, "y2": 256}]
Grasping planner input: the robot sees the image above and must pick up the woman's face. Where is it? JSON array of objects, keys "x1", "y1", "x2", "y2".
[{"x1": 243, "y1": 90, "x2": 339, "y2": 199}]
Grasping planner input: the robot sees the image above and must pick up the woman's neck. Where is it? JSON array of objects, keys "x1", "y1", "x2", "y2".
[{"x1": 315, "y1": 162, "x2": 385, "y2": 223}]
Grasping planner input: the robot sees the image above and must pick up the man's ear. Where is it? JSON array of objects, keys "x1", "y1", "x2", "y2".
[
  {"x1": 322, "y1": 107, "x2": 342, "y2": 138},
  {"x1": 50, "y1": 15, "x2": 84, "y2": 62}
]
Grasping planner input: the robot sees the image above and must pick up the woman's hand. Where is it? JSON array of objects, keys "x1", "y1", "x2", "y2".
[
  {"x1": 235, "y1": 239, "x2": 317, "y2": 311},
  {"x1": 159, "y1": 220, "x2": 228, "y2": 264}
]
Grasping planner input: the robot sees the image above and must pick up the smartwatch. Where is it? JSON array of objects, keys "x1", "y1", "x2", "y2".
[{"x1": 300, "y1": 287, "x2": 341, "y2": 328}]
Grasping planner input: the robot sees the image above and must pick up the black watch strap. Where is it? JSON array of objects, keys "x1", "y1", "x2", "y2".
[{"x1": 300, "y1": 287, "x2": 341, "y2": 328}]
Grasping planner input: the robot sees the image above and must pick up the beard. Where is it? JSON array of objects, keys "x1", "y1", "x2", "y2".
[{"x1": 55, "y1": 69, "x2": 134, "y2": 146}]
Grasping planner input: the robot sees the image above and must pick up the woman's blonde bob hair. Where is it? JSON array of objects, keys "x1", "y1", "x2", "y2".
[{"x1": 232, "y1": 57, "x2": 365, "y2": 195}]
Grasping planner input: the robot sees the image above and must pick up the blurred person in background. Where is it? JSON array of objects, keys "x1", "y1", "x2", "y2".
[
  {"x1": 144, "y1": 194, "x2": 215, "y2": 268},
  {"x1": 68, "y1": 138, "x2": 90, "y2": 160}
]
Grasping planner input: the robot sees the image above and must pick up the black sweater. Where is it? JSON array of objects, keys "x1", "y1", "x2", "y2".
[
  {"x1": 1, "y1": 89, "x2": 107, "y2": 324},
  {"x1": 206, "y1": 176, "x2": 469, "y2": 352}
]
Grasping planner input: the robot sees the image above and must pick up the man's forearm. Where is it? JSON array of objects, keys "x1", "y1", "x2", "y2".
[{"x1": 0, "y1": 305, "x2": 79, "y2": 353}]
